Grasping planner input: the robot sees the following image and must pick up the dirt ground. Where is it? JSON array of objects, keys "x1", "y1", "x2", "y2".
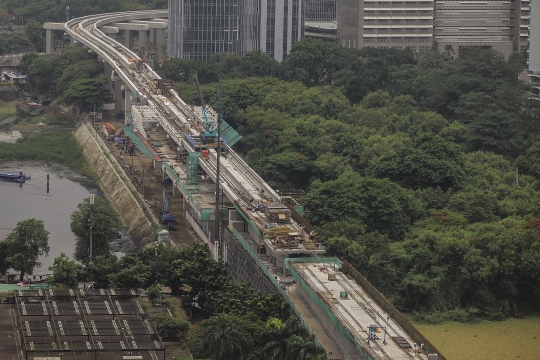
[{"x1": 100, "y1": 111, "x2": 197, "y2": 248}]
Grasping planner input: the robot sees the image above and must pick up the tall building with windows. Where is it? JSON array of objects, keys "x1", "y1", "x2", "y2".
[
  {"x1": 337, "y1": 0, "x2": 434, "y2": 52},
  {"x1": 529, "y1": 0, "x2": 540, "y2": 99},
  {"x1": 168, "y1": 0, "x2": 303, "y2": 62},
  {"x1": 433, "y1": 0, "x2": 522, "y2": 58},
  {"x1": 335, "y1": 0, "x2": 530, "y2": 56}
]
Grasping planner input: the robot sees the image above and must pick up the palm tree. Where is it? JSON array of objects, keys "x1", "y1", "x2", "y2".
[
  {"x1": 203, "y1": 313, "x2": 247, "y2": 360},
  {"x1": 260, "y1": 317, "x2": 308, "y2": 360},
  {"x1": 285, "y1": 334, "x2": 324, "y2": 360}
]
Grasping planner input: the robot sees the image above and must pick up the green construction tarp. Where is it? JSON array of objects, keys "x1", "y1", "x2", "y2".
[{"x1": 121, "y1": 124, "x2": 154, "y2": 159}]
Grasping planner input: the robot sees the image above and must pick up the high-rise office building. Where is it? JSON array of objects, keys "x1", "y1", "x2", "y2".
[
  {"x1": 529, "y1": 0, "x2": 540, "y2": 98},
  {"x1": 168, "y1": 0, "x2": 303, "y2": 62},
  {"x1": 433, "y1": 0, "x2": 522, "y2": 58},
  {"x1": 335, "y1": 0, "x2": 530, "y2": 57},
  {"x1": 337, "y1": 0, "x2": 434, "y2": 52}
]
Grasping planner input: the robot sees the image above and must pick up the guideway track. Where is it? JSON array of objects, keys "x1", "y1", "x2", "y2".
[{"x1": 66, "y1": 11, "x2": 279, "y2": 216}]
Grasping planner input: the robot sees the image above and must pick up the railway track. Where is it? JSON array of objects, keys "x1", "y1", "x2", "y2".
[{"x1": 67, "y1": 12, "x2": 279, "y2": 215}]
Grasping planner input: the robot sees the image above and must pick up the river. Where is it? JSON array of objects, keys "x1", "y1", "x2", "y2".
[{"x1": 0, "y1": 164, "x2": 93, "y2": 274}]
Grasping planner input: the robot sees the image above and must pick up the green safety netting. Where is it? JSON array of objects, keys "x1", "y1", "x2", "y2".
[
  {"x1": 120, "y1": 124, "x2": 154, "y2": 159},
  {"x1": 221, "y1": 120, "x2": 242, "y2": 147}
]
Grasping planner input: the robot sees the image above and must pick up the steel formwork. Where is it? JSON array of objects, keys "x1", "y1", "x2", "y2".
[{"x1": 14, "y1": 288, "x2": 165, "y2": 360}]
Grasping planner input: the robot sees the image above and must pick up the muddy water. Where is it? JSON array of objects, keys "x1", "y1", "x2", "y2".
[{"x1": 0, "y1": 165, "x2": 92, "y2": 273}]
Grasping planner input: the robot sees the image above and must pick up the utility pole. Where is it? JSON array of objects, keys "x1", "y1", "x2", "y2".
[
  {"x1": 89, "y1": 194, "x2": 94, "y2": 264},
  {"x1": 215, "y1": 34, "x2": 223, "y2": 259}
]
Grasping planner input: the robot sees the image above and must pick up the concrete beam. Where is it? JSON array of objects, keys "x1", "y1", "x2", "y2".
[
  {"x1": 129, "y1": 20, "x2": 168, "y2": 29},
  {"x1": 43, "y1": 22, "x2": 65, "y2": 30},
  {"x1": 111, "y1": 22, "x2": 149, "y2": 31},
  {"x1": 100, "y1": 26, "x2": 119, "y2": 34}
]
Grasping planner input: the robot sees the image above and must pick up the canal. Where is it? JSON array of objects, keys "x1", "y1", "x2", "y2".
[{"x1": 0, "y1": 164, "x2": 93, "y2": 274}]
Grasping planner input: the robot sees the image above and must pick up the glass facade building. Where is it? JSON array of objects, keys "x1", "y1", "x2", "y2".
[{"x1": 168, "y1": 0, "x2": 303, "y2": 62}]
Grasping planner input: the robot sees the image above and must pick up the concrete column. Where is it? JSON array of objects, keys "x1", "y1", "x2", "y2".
[
  {"x1": 138, "y1": 30, "x2": 147, "y2": 56},
  {"x1": 155, "y1": 29, "x2": 166, "y2": 59},
  {"x1": 150, "y1": 28, "x2": 156, "y2": 45},
  {"x1": 124, "y1": 30, "x2": 133, "y2": 50},
  {"x1": 125, "y1": 90, "x2": 133, "y2": 125},
  {"x1": 115, "y1": 79, "x2": 123, "y2": 117},
  {"x1": 46, "y1": 29, "x2": 54, "y2": 54},
  {"x1": 104, "y1": 62, "x2": 113, "y2": 90}
]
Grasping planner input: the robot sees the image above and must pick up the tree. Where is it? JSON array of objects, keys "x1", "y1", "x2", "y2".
[
  {"x1": 47, "y1": 253, "x2": 82, "y2": 288},
  {"x1": 26, "y1": 54, "x2": 64, "y2": 93},
  {"x1": 54, "y1": 59, "x2": 104, "y2": 98},
  {"x1": 305, "y1": 172, "x2": 414, "y2": 240},
  {"x1": 202, "y1": 313, "x2": 247, "y2": 360},
  {"x1": 58, "y1": 77, "x2": 108, "y2": 112},
  {"x1": 284, "y1": 335, "x2": 323, "y2": 360},
  {"x1": 70, "y1": 197, "x2": 121, "y2": 265},
  {"x1": 0, "y1": 241, "x2": 10, "y2": 275},
  {"x1": 24, "y1": 19, "x2": 45, "y2": 52},
  {"x1": 242, "y1": 50, "x2": 281, "y2": 78},
  {"x1": 4, "y1": 219, "x2": 49, "y2": 281},
  {"x1": 19, "y1": 52, "x2": 39, "y2": 74},
  {"x1": 84, "y1": 255, "x2": 119, "y2": 288},
  {"x1": 260, "y1": 317, "x2": 308, "y2": 360},
  {"x1": 368, "y1": 133, "x2": 467, "y2": 190},
  {"x1": 154, "y1": 312, "x2": 189, "y2": 339}
]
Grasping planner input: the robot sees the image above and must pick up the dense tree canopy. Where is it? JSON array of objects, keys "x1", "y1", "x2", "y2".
[{"x1": 156, "y1": 43, "x2": 540, "y2": 321}]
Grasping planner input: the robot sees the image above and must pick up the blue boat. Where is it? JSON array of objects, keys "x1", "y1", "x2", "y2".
[{"x1": 0, "y1": 171, "x2": 31, "y2": 183}]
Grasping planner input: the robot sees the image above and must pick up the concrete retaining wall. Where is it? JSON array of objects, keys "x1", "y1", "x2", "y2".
[{"x1": 73, "y1": 119, "x2": 159, "y2": 243}]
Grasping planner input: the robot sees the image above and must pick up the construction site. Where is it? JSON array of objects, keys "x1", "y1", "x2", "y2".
[{"x1": 26, "y1": 11, "x2": 451, "y2": 359}]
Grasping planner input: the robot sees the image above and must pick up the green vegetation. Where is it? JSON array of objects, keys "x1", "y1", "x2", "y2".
[
  {"x1": 0, "y1": 131, "x2": 94, "y2": 177},
  {"x1": 67, "y1": 241, "x2": 318, "y2": 360},
  {"x1": 0, "y1": 218, "x2": 50, "y2": 281},
  {"x1": 158, "y1": 42, "x2": 540, "y2": 321},
  {"x1": 414, "y1": 315, "x2": 540, "y2": 360},
  {"x1": 0, "y1": 101, "x2": 16, "y2": 121},
  {"x1": 70, "y1": 196, "x2": 122, "y2": 265}
]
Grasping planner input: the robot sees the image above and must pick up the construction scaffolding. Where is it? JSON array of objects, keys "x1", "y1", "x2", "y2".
[{"x1": 14, "y1": 288, "x2": 164, "y2": 360}]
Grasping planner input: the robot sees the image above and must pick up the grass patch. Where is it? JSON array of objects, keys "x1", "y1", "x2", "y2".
[
  {"x1": 0, "y1": 131, "x2": 93, "y2": 177},
  {"x1": 414, "y1": 315, "x2": 540, "y2": 360},
  {"x1": 20, "y1": 113, "x2": 73, "y2": 125},
  {"x1": 0, "y1": 101, "x2": 17, "y2": 121}
]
